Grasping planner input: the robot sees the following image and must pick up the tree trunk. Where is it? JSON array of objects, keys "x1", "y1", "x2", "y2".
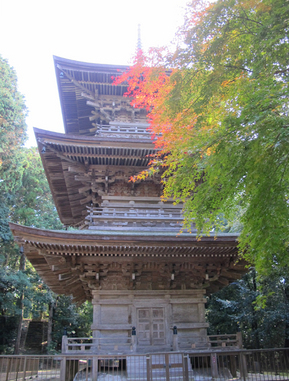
[
  {"x1": 47, "y1": 301, "x2": 55, "y2": 350},
  {"x1": 14, "y1": 247, "x2": 25, "y2": 354},
  {"x1": 251, "y1": 269, "x2": 260, "y2": 349},
  {"x1": 284, "y1": 279, "x2": 289, "y2": 348}
]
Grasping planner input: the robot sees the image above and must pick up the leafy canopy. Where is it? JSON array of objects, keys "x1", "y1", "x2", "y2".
[
  {"x1": 0, "y1": 55, "x2": 27, "y2": 168},
  {"x1": 207, "y1": 268, "x2": 289, "y2": 348},
  {"x1": 115, "y1": 0, "x2": 289, "y2": 274},
  {"x1": 0, "y1": 56, "x2": 92, "y2": 354}
]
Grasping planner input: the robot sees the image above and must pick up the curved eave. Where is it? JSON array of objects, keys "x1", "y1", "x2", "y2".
[
  {"x1": 9, "y1": 222, "x2": 240, "y2": 247},
  {"x1": 54, "y1": 56, "x2": 129, "y2": 74},
  {"x1": 34, "y1": 128, "x2": 157, "y2": 226},
  {"x1": 53, "y1": 56, "x2": 131, "y2": 135},
  {"x1": 10, "y1": 223, "x2": 246, "y2": 302},
  {"x1": 34, "y1": 127, "x2": 156, "y2": 148}
]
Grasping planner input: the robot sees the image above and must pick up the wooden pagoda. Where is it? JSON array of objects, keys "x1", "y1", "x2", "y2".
[{"x1": 10, "y1": 56, "x2": 246, "y2": 354}]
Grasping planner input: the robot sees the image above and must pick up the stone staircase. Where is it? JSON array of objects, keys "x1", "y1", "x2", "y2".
[
  {"x1": 19, "y1": 319, "x2": 30, "y2": 351},
  {"x1": 22, "y1": 320, "x2": 48, "y2": 354}
]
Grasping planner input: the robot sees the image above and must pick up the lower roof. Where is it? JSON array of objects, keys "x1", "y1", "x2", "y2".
[
  {"x1": 9, "y1": 222, "x2": 239, "y2": 245},
  {"x1": 9, "y1": 223, "x2": 245, "y2": 303}
]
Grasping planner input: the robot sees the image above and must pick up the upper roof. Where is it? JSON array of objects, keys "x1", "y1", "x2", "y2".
[
  {"x1": 54, "y1": 56, "x2": 147, "y2": 136},
  {"x1": 35, "y1": 57, "x2": 160, "y2": 228}
]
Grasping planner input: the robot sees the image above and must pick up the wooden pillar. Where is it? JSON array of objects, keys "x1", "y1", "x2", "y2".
[
  {"x1": 61, "y1": 335, "x2": 68, "y2": 353},
  {"x1": 60, "y1": 356, "x2": 66, "y2": 381},
  {"x1": 211, "y1": 353, "x2": 219, "y2": 378},
  {"x1": 183, "y1": 354, "x2": 189, "y2": 381},
  {"x1": 146, "y1": 355, "x2": 151, "y2": 381},
  {"x1": 173, "y1": 326, "x2": 178, "y2": 351},
  {"x1": 229, "y1": 355, "x2": 237, "y2": 378},
  {"x1": 240, "y1": 353, "x2": 248, "y2": 381},
  {"x1": 237, "y1": 331, "x2": 243, "y2": 348},
  {"x1": 92, "y1": 295, "x2": 101, "y2": 345},
  {"x1": 131, "y1": 331, "x2": 137, "y2": 353},
  {"x1": 92, "y1": 356, "x2": 98, "y2": 381},
  {"x1": 198, "y1": 302, "x2": 205, "y2": 322}
]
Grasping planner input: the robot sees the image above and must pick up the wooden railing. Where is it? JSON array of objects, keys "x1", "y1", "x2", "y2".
[
  {"x1": 84, "y1": 196, "x2": 192, "y2": 230},
  {"x1": 62, "y1": 336, "x2": 135, "y2": 354},
  {"x1": 208, "y1": 333, "x2": 243, "y2": 349},
  {"x1": 1, "y1": 348, "x2": 289, "y2": 381},
  {"x1": 95, "y1": 123, "x2": 151, "y2": 140},
  {"x1": 61, "y1": 333, "x2": 242, "y2": 354}
]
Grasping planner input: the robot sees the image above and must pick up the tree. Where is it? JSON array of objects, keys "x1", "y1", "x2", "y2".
[
  {"x1": 0, "y1": 146, "x2": 65, "y2": 353},
  {"x1": 0, "y1": 55, "x2": 28, "y2": 353},
  {"x1": 0, "y1": 55, "x2": 27, "y2": 164},
  {"x1": 0, "y1": 59, "x2": 62, "y2": 352},
  {"x1": 207, "y1": 268, "x2": 289, "y2": 348},
  {"x1": 0, "y1": 145, "x2": 93, "y2": 354},
  {"x1": 50, "y1": 296, "x2": 93, "y2": 352},
  {"x1": 0, "y1": 56, "x2": 92, "y2": 354},
  {"x1": 115, "y1": 0, "x2": 289, "y2": 274},
  {"x1": 0, "y1": 55, "x2": 27, "y2": 245},
  {"x1": 8, "y1": 147, "x2": 63, "y2": 230}
]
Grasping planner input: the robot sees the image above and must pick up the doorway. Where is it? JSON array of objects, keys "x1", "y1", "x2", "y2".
[{"x1": 137, "y1": 308, "x2": 165, "y2": 347}]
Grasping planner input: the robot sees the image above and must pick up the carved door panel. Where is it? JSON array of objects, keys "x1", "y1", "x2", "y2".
[
  {"x1": 152, "y1": 308, "x2": 165, "y2": 345},
  {"x1": 138, "y1": 308, "x2": 151, "y2": 345},
  {"x1": 137, "y1": 308, "x2": 165, "y2": 346}
]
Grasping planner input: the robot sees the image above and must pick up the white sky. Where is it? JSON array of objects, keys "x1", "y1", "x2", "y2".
[{"x1": 0, "y1": 0, "x2": 189, "y2": 146}]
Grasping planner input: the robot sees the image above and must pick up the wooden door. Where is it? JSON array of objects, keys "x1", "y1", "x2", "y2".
[{"x1": 137, "y1": 308, "x2": 165, "y2": 346}]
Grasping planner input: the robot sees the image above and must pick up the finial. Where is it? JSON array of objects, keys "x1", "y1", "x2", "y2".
[{"x1": 137, "y1": 24, "x2": 142, "y2": 52}]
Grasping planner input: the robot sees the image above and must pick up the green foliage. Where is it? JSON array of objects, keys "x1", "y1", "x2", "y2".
[
  {"x1": 0, "y1": 145, "x2": 63, "y2": 317},
  {"x1": 0, "y1": 56, "x2": 27, "y2": 244},
  {"x1": 0, "y1": 56, "x2": 92, "y2": 354},
  {"x1": 0, "y1": 55, "x2": 93, "y2": 354},
  {"x1": 0, "y1": 55, "x2": 27, "y2": 162},
  {"x1": 51, "y1": 297, "x2": 93, "y2": 352},
  {"x1": 140, "y1": 0, "x2": 289, "y2": 274},
  {"x1": 7, "y1": 147, "x2": 63, "y2": 230},
  {"x1": 207, "y1": 269, "x2": 289, "y2": 348},
  {"x1": 0, "y1": 147, "x2": 64, "y2": 352},
  {"x1": 0, "y1": 316, "x2": 18, "y2": 354}
]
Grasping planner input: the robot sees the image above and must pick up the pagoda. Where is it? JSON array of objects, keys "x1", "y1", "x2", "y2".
[{"x1": 10, "y1": 56, "x2": 246, "y2": 354}]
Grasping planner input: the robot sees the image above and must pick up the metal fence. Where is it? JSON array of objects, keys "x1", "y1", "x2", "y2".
[{"x1": 1, "y1": 348, "x2": 289, "y2": 381}]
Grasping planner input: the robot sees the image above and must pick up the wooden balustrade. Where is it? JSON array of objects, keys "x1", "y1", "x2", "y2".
[
  {"x1": 62, "y1": 336, "x2": 134, "y2": 354},
  {"x1": 61, "y1": 333, "x2": 242, "y2": 355},
  {"x1": 84, "y1": 196, "x2": 195, "y2": 231}
]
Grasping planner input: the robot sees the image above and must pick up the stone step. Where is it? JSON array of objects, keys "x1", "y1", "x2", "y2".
[
  {"x1": 24, "y1": 321, "x2": 48, "y2": 353},
  {"x1": 19, "y1": 319, "x2": 31, "y2": 350}
]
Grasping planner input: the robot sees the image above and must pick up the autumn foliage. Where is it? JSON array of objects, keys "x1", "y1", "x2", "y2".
[
  {"x1": 114, "y1": 49, "x2": 178, "y2": 150},
  {"x1": 114, "y1": 0, "x2": 289, "y2": 274}
]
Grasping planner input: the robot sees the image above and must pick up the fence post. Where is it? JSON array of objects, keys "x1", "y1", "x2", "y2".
[
  {"x1": 60, "y1": 356, "x2": 66, "y2": 381},
  {"x1": 237, "y1": 331, "x2": 243, "y2": 348},
  {"x1": 239, "y1": 352, "x2": 248, "y2": 381},
  {"x1": 22, "y1": 356, "x2": 27, "y2": 381},
  {"x1": 61, "y1": 335, "x2": 68, "y2": 354},
  {"x1": 183, "y1": 354, "x2": 189, "y2": 381},
  {"x1": 92, "y1": 356, "x2": 98, "y2": 381},
  {"x1": 146, "y1": 355, "x2": 151, "y2": 381},
  {"x1": 211, "y1": 353, "x2": 219, "y2": 378},
  {"x1": 15, "y1": 357, "x2": 21, "y2": 380},
  {"x1": 6, "y1": 357, "x2": 12, "y2": 381}
]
